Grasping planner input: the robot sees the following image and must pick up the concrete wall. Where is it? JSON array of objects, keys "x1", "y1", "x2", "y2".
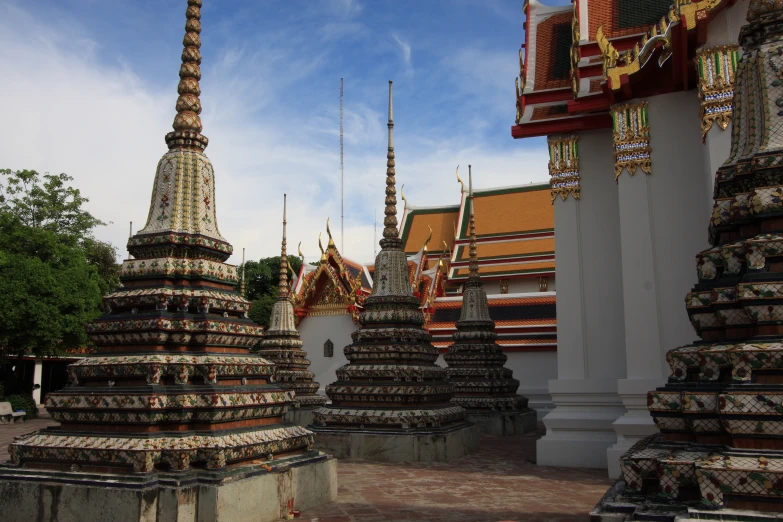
[
  {"x1": 506, "y1": 350, "x2": 556, "y2": 417},
  {"x1": 462, "y1": 276, "x2": 556, "y2": 296},
  {"x1": 298, "y1": 314, "x2": 359, "y2": 394}
]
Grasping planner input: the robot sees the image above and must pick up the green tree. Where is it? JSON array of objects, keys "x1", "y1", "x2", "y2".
[
  {"x1": 0, "y1": 213, "x2": 103, "y2": 360},
  {"x1": 238, "y1": 255, "x2": 302, "y2": 329},
  {"x1": 0, "y1": 169, "x2": 117, "y2": 362}
]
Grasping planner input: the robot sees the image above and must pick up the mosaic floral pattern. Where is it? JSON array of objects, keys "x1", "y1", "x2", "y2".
[
  {"x1": 120, "y1": 257, "x2": 239, "y2": 284},
  {"x1": 547, "y1": 135, "x2": 580, "y2": 201}
]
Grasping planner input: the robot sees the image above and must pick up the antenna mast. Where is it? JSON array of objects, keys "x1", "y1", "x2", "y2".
[
  {"x1": 374, "y1": 208, "x2": 377, "y2": 259},
  {"x1": 340, "y1": 77, "x2": 344, "y2": 252}
]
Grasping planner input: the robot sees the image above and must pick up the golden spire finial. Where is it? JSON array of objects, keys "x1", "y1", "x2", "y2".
[
  {"x1": 326, "y1": 217, "x2": 335, "y2": 247},
  {"x1": 278, "y1": 194, "x2": 290, "y2": 297},
  {"x1": 165, "y1": 0, "x2": 208, "y2": 152},
  {"x1": 318, "y1": 232, "x2": 326, "y2": 262},
  {"x1": 380, "y1": 80, "x2": 400, "y2": 247},
  {"x1": 456, "y1": 165, "x2": 465, "y2": 193},
  {"x1": 467, "y1": 165, "x2": 479, "y2": 282}
]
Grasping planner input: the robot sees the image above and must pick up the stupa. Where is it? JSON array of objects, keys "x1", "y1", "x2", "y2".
[
  {"x1": 591, "y1": 2, "x2": 783, "y2": 519},
  {"x1": 257, "y1": 194, "x2": 327, "y2": 427},
  {"x1": 0, "y1": 2, "x2": 335, "y2": 521},
  {"x1": 444, "y1": 166, "x2": 537, "y2": 436},
  {"x1": 310, "y1": 81, "x2": 480, "y2": 462}
]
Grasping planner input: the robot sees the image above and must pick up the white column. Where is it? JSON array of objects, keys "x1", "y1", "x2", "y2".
[
  {"x1": 32, "y1": 361, "x2": 43, "y2": 405},
  {"x1": 607, "y1": 91, "x2": 711, "y2": 477},
  {"x1": 537, "y1": 129, "x2": 627, "y2": 470}
]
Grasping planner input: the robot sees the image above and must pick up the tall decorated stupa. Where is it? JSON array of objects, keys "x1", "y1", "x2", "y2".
[
  {"x1": 257, "y1": 194, "x2": 327, "y2": 427},
  {"x1": 592, "y1": 1, "x2": 783, "y2": 519},
  {"x1": 310, "y1": 81, "x2": 479, "y2": 462},
  {"x1": 0, "y1": 2, "x2": 335, "y2": 521},
  {"x1": 444, "y1": 167, "x2": 537, "y2": 436}
]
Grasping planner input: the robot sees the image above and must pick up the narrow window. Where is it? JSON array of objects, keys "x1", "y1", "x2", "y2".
[{"x1": 324, "y1": 339, "x2": 334, "y2": 358}]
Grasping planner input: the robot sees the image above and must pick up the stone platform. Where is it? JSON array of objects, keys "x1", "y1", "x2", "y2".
[
  {"x1": 468, "y1": 410, "x2": 537, "y2": 436},
  {"x1": 0, "y1": 451, "x2": 336, "y2": 522},
  {"x1": 311, "y1": 423, "x2": 480, "y2": 462}
]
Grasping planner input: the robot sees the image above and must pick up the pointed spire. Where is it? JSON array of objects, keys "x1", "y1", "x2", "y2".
[
  {"x1": 165, "y1": 0, "x2": 209, "y2": 152},
  {"x1": 467, "y1": 165, "x2": 479, "y2": 284},
  {"x1": 240, "y1": 247, "x2": 246, "y2": 296},
  {"x1": 326, "y1": 217, "x2": 335, "y2": 247},
  {"x1": 278, "y1": 194, "x2": 290, "y2": 298},
  {"x1": 381, "y1": 80, "x2": 400, "y2": 246}
]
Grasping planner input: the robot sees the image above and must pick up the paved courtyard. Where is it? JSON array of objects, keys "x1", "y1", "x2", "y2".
[{"x1": 1, "y1": 419, "x2": 610, "y2": 522}]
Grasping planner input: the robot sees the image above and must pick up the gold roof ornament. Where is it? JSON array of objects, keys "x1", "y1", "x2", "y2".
[
  {"x1": 318, "y1": 232, "x2": 326, "y2": 262},
  {"x1": 401, "y1": 184, "x2": 408, "y2": 207},
  {"x1": 456, "y1": 165, "x2": 466, "y2": 193},
  {"x1": 326, "y1": 217, "x2": 335, "y2": 247},
  {"x1": 298, "y1": 241, "x2": 303, "y2": 262},
  {"x1": 596, "y1": 25, "x2": 619, "y2": 76}
]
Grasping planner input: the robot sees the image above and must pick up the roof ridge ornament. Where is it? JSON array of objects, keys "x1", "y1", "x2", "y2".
[
  {"x1": 456, "y1": 165, "x2": 466, "y2": 193},
  {"x1": 165, "y1": 0, "x2": 209, "y2": 151},
  {"x1": 326, "y1": 217, "x2": 335, "y2": 247}
]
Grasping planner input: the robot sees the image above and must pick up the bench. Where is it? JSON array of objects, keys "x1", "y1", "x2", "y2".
[{"x1": 0, "y1": 402, "x2": 26, "y2": 424}]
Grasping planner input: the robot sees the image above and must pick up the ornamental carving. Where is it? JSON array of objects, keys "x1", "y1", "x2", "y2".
[
  {"x1": 547, "y1": 135, "x2": 580, "y2": 201},
  {"x1": 611, "y1": 102, "x2": 652, "y2": 182},
  {"x1": 696, "y1": 45, "x2": 739, "y2": 141}
]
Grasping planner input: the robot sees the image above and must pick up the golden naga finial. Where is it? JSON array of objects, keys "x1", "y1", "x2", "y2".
[
  {"x1": 596, "y1": 25, "x2": 619, "y2": 75},
  {"x1": 401, "y1": 184, "x2": 408, "y2": 207},
  {"x1": 298, "y1": 241, "x2": 303, "y2": 260},
  {"x1": 518, "y1": 48, "x2": 525, "y2": 87},
  {"x1": 422, "y1": 225, "x2": 433, "y2": 253},
  {"x1": 318, "y1": 232, "x2": 326, "y2": 262},
  {"x1": 326, "y1": 217, "x2": 335, "y2": 247},
  {"x1": 456, "y1": 165, "x2": 466, "y2": 193}
]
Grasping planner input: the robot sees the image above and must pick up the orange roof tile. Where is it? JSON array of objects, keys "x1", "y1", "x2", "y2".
[
  {"x1": 465, "y1": 186, "x2": 553, "y2": 237},
  {"x1": 401, "y1": 208, "x2": 459, "y2": 254},
  {"x1": 533, "y1": 11, "x2": 573, "y2": 91},
  {"x1": 457, "y1": 238, "x2": 555, "y2": 261},
  {"x1": 453, "y1": 261, "x2": 555, "y2": 278}
]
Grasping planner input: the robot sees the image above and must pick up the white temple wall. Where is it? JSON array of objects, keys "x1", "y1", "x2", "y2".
[
  {"x1": 298, "y1": 314, "x2": 358, "y2": 396},
  {"x1": 607, "y1": 90, "x2": 711, "y2": 477},
  {"x1": 537, "y1": 128, "x2": 628, "y2": 470}
]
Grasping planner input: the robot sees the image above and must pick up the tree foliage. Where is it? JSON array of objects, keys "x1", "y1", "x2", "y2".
[
  {"x1": 239, "y1": 255, "x2": 302, "y2": 329},
  {"x1": 0, "y1": 169, "x2": 119, "y2": 361}
]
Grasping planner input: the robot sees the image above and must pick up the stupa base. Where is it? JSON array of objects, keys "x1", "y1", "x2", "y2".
[
  {"x1": 467, "y1": 409, "x2": 537, "y2": 436},
  {"x1": 284, "y1": 406, "x2": 316, "y2": 427},
  {"x1": 0, "y1": 451, "x2": 336, "y2": 522},
  {"x1": 310, "y1": 422, "x2": 480, "y2": 462}
]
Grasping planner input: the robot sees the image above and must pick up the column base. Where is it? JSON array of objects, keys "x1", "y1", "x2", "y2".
[
  {"x1": 606, "y1": 378, "x2": 665, "y2": 478},
  {"x1": 536, "y1": 378, "x2": 625, "y2": 470},
  {"x1": 520, "y1": 387, "x2": 554, "y2": 420},
  {"x1": 311, "y1": 423, "x2": 480, "y2": 462},
  {"x1": 0, "y1": 451, "x2": 337, "y2": 522}
]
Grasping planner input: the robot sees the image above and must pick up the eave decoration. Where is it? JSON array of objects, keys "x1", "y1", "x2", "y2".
[
  {"x1": 597, "y1": 0, "x2": 725, "y2": 91},
  {"x1": 548, "y1": 135, "x2": 580, "y2": 202},
  {"x1": 696, "y1": 45, "x2": 740, "y2": 141},
  {"x1": 611, "y1": 102, "x2": 652, "y2": 182}
]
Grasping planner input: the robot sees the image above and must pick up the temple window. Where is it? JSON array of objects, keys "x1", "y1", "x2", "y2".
[
  {"x1": 324, "y1": 339, "x2": 334, "y2": 358},
  {"x1": 499, "y1": 279, "x2": 509, "y2": 294},
  {"x1": 539, "y1": 276, "x2": 549, "y2": 292}
]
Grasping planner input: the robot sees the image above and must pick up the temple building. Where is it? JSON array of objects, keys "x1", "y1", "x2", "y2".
[
  {"x1": 590, "y1": 1, "x2": 783, "y2": 518},
  {"x1": 292, "y1": 178, "x2": 558, "y2": 416},
  {"x1": 513, "y1": 0, "x2": 750, "y2": 478},
  {"x1": 309, "y1": 81, "x2": 479, "y2": 462},
  {"x1": 0, "y1": 2, "x2": 335, "y2": 520}
]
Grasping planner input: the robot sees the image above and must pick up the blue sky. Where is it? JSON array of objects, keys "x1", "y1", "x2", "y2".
[{"x1": 0, "y1": 0, "x2": 569, "y2": 263}]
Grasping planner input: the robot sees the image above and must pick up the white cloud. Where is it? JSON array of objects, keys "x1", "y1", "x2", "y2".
[
  {"x1": 392, "y1": 34, "x2": 413, "y2": 75},
  {"x1": 0, "y1": 3, "x2": 549, "y2": 268}
]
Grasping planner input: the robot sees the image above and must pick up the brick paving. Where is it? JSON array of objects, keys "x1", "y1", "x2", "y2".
[
  {"x1": 292, "y1": 424, "x2": 612, "y2": 522},
  {"x1": 0, "y1": 419, "x2": 611, "y2": 522}
]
